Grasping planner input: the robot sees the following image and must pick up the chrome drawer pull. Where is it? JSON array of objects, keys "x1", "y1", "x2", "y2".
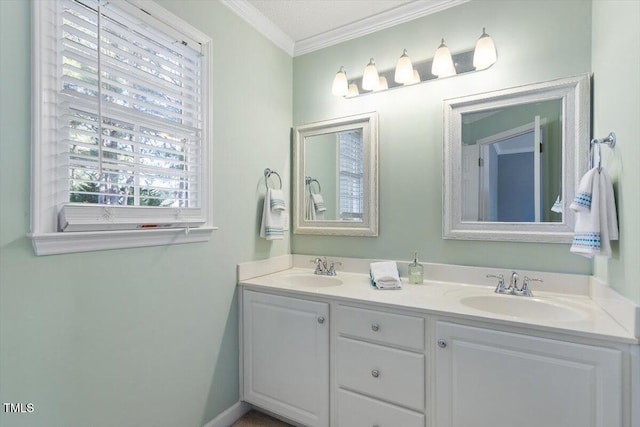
[
  {"x1": 371, "y1": 369, "x2": 380, "y2": 378},
  {"x1": 318, "y1": 316, "x2": 325, "y2": 324},
  {"x1": 437, "y1": 339, "x2": 447, "y2": 348},
  {"x1": 371, "y1": 323, "x2": 380, "y2": 332}
]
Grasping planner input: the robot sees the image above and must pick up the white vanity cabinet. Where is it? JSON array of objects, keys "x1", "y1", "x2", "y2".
[
  {"x1": 241, "y1": 290, "x2": 329, "y2": 427},
  {"x1": 239, "y1": 278, "x2": 636, "y2": 427},
  {"x1": 435, "y1": 321, "x2": 623, "y2": 427},
  {"x1": 334, "y1": 304, "x2": 426, "y2": 427}
]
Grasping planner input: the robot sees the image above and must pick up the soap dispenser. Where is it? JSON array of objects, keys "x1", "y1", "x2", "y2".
[{"x1": 408, "y1": 251, "x2": 424, "y2": 284}]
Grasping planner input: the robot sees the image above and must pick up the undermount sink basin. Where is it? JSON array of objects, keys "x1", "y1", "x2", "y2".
[
  {"x1": 280, "y1": 274, "x2": 343, "y2": 288},
  {"x1": 460, "y1": 294, "x2": 588, "y2": 322}
]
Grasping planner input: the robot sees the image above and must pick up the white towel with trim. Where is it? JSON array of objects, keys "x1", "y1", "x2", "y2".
[
  {"x1": 370, "y1": 261, "x2": 402, "y2": 289},
  {"x1": 260, "y1": 189, "x2": 284, "y2": 240},
  {"x1": 311, "y1": 193, "x2": 326, "y2": 212},
  {"x1": 269, "y1": 189, "x2": 286, "y2": 212},
  {"x1": 570, "y1": 167, "x2": 618, "y2": 258}
]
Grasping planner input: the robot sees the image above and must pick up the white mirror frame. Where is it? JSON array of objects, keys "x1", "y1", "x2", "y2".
[
  {"x1": 293, "y1": 112, "x2": 379, "y2": 236},
  {"x1": 443, "y1": 74, "x2": 590, "y2": 243}
]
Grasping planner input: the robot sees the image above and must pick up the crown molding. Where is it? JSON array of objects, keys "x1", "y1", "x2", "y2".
[
  {"x1": 294, "y1": 0, "x2": 472, "y2": 56},
  {"x1": 221, "y1": 0, "x2": 471, "y2": 57},
  {"x1": 220, "y1": 0, "x2": 295, "y2": 56}
]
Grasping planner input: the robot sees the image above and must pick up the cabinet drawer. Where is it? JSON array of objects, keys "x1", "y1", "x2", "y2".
[
  {"x1": 336, "y1": 337, "x2": 424, "y2": 412},
  {"x1": 337, "y1": 388, "x2": 424, "y2": 427},
  {"x1": 336, "y1": 305, "x2": 424, "y2": 351}
]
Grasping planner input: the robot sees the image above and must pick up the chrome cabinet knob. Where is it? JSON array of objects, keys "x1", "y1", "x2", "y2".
[
  {"x1": 371, "y1": 369, "x2": 380, "y2": 378},
  {"x1": 371, "y1": 323, "x2": 380, "y2": 332},
  {"x1": 437, "y1": 339, "x2": 447, "y2": 348},
  {"x1": 317, "y1": 316, "x2": 325, "y2": 324}
]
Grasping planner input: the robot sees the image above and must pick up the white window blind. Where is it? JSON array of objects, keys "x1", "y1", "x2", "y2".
[
  {"x1": 30, "y1": 0, "x2": 214, "y2": 254},
  {"x1": 60, "y1": 0, "x2": 202, "y2": 210},
  {"x1": 338, "y1": 129, "x2": 364, "y2": 221}
]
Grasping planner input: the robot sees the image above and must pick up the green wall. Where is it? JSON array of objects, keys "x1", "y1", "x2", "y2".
[
  {"x1": 0, "y1": 1, "x2": 292, "y2": 426},
  {"x1": 592, "y1": 1, "x2": 640, "y2": 303},
  {"x1": 292, "y1": 0, "x2": 594, "y2": 274}
]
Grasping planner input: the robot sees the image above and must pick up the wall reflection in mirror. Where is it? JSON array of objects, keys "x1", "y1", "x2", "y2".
[
  {"x1": 305, "y1": 129, "x2": 364, "y2": 222},
  {"x1": 461, "y1": 99, "x2": 563, "y2": 223}
]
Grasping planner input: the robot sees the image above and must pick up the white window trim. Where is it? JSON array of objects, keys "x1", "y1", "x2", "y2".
[{"x1": 29, "y1": 0, "x2": 217, "y2": 256}]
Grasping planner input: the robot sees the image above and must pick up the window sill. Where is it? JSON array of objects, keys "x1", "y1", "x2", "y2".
[{"x1": 29, "y1": 227, "x2": 218, "y2": 256}]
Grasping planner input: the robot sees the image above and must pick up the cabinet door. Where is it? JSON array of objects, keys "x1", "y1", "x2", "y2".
[
  {"x1": 243, "y1": 290, "x2": 329, "y2": 427},
  {"x1": 435, "y1": 322, "x2": 622, "y2": 427}
]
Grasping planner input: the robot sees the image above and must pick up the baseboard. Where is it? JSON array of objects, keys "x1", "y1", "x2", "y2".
[{"x1": 202, "y1": 401, "x2": 251, "y2": 427}]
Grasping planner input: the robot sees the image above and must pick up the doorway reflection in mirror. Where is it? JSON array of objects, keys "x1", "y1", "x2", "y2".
[{"x1": 461, "y1": 99, "x2": 563, "y2": 223}]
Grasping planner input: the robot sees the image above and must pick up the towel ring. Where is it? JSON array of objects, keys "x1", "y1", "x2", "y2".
[
  {"x1": 264, "y1": 168, "x2": 282, "y2": 190},
  {"x1": 305, "y1": 176, "x2": 321, "y2": 194}
]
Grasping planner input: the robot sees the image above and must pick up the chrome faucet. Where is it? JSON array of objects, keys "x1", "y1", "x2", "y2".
[
  {"x1": 509, "y1": 271, "x2": 520, "y2": 292},
  {"x1": 310, "y1": 257, "x2": 341, "y2": 276},
  {"x1": 487, "y1": 271, "x2": 541, "y2": 297}
]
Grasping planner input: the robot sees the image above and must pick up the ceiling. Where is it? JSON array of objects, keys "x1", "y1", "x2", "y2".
[
  {"x1": 246, "y1": 0, "x2": 415, "y2": 43},
  {"x1": 221, "y1": 0, "x2": 471, "y2": 56}
]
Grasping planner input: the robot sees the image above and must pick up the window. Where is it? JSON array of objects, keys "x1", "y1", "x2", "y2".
[
  {"x1": 30, "y1": 0, "x2": 215, "y2": 255},
  {"x1": 338, "y1": 129, "x2": 364, "y2": 221}
]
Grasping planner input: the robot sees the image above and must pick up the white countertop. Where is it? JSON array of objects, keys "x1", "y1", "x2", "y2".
[{"x1": 239, "y1": 267, "x2": 639, "y2": 345}]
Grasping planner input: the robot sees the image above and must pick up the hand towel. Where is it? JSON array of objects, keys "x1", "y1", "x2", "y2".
[
  {"x1": 370, "y1": 261, "x2": 402, "y2": 289},
  {"x1": 305, "y1": 194, "x2": 316, "y2": 220},
  {"x1": 570, "y1": 167, "x2": 618, "y2": 258},
  {"x1": 311, "y1": 193, "x2": 327, "y2": 212},
  {"x1": 269, "y1": 189, "x2": 286, "y2": 212},
  {"x1": 260, "y1": 189, "x2": 284, "y2": 240}
]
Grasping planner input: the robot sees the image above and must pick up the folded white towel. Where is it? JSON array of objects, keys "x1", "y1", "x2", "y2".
[
  {"x1": 311, "y1": 193, "x2": 326, "y2": 212},
  {"x1": 570, "y1": 167, "x2": 618, "y2": 258},
  {"x1": 270, "y1": 189, "x2": 286, "y2": 212},
  {"x1": 260, "y1": 189, "x2": 284, "y2": 240},
  {"x1": 370, "y1": 261, "x2": 402, "y2": 289}
]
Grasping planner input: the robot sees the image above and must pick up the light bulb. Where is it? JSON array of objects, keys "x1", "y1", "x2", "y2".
[
  {"x1": 375, "y1": 76, "x2": 388, "y2": 91},
  {"x1": 473, "y1": 28, "x2": 497, "y2": 70},
  {"x1": 404, "y1": 69, "x2": 420, "y2": 85},
  {"x1": 331, "y1": 66, "x2": 348, "y2": 96},
  {"x1": 347, "y1": 82, "x2": 360, "y2": 97},
  {"x1": 431, "y1": 38, "x2": 456, "y2": 77},
  {"x1": 394, "y1": 49, "x2": 414, "y2": 84},
  {"x1": 362, "y1": 58, "x2": 380, "y2": 91}
]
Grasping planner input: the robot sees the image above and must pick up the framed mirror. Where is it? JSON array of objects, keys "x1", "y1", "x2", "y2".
[
  {"x1": 443, "y1": 74, "x2": 590, "y2": 242},
  {"x1": 293, "y1": 112, "x2": 378, "y2": 236}
]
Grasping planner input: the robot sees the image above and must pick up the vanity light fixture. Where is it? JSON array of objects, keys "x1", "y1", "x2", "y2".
[
  {"x1": 473, "y1": 28, "x2": 497, "y2": 70},
  {"x1": 431, "y1": 38, "x2": 457, "y2": 77},
  {"x1": 331, "y1": 66, "x2": 349, "y2": 97},
  {"x1": 394, "y1": 49, "x2": 414, "y2": 84},
  {"x1": 332, "y1": 29, "x2": 496, "y2": 97},
  {"x1": 362, "y1": 58, "x2": 380, "y2": 91}
]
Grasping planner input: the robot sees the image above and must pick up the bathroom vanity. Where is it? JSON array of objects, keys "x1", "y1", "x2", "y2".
[{"x1": 238, "y1": 257, "x2": 639, "y2": 427}]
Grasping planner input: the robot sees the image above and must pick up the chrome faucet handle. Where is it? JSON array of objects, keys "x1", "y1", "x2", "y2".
[
  {"x1": 310, "y1": 257, "x2": 326, "y2": 275},
  {"x1": 518, "y1": 276, "x2": 543, "y2": 297},
  {"x1": 487, "y1": 274, "x2": 508, "y2": 294},
  {"x1": 327, "y1": 261, "x2": 342, "y2": 276}
]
